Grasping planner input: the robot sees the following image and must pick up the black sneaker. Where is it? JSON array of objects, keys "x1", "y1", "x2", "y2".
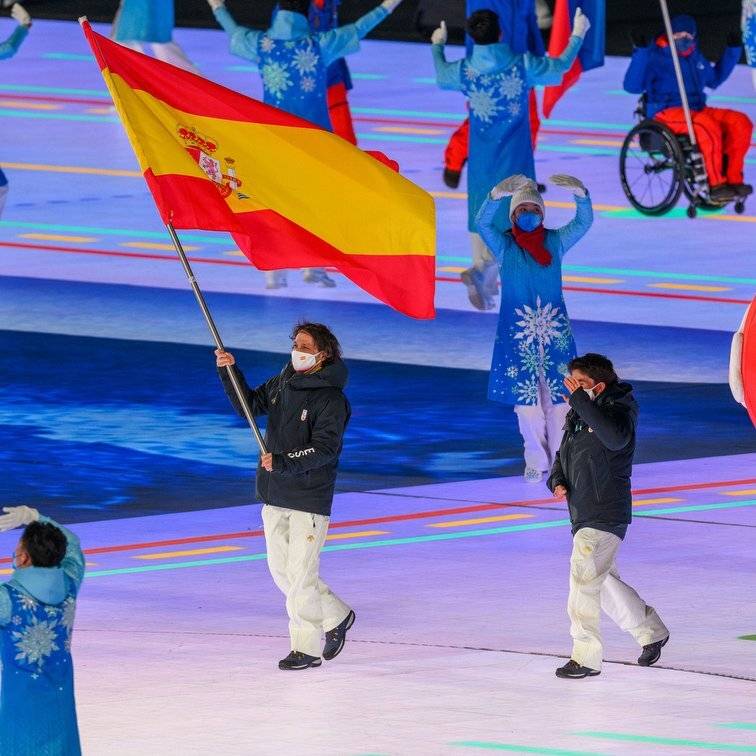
[
  {"x1": 638, "y1": 634, "x2": 669, "y2": 667},
  {"x1": 323, "y1": 610, "x2": 356, "y2": 661},
  {"x1": 278, "y1": 651, "x2": 322, "y2": 671},
  {"x1": 710, "y1": 184, "x2": 736, "y2": 202},
  {"x1": 443, "y1": 168, "x2": 462, "y2": 189},
  {"x1": 555, "y1": 659, "x2": 601, "y2": 679}
]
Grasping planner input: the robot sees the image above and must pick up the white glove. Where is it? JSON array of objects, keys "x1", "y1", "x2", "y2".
[
  {"x1": 0, "y1": 506, "x2": 40, "y2": 533},
  {"x1": 490, "y1": 173, "x2": 532, "y2": 200},
  {"x1": 572, "y1": 7, "x2": 590, "y2": 39},
  {"x1": 431, "y1": 20, "x2": 447, "y2": 45},
  {"x1": 11, "y1": 3, "x2": 32, "y2": 27},
  {"x1": 549, "y1": 174, "x2": 587, "y2": 197},
  {"x1": 381, "y1": 0, "x2": 403, "y2": 11},
  {"x1": 207, "y1": 0, "x2": 225, "y2": 10}
]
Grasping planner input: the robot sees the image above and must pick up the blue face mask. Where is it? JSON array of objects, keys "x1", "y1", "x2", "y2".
[
  {"x1": 515, "y1": 211, "x2": 543, "y2": 232},
  {"x1": 675, "y1": 37, "x2": 695, "y2": 54}
]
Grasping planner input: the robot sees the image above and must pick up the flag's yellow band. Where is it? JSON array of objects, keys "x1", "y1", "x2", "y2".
[{"x1": 105, "y1": 70, "x2": 436, "y2": 258}]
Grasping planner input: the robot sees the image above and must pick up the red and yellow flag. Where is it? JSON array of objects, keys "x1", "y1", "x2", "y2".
[{"x1": 81, "y1": 20, "x2": 436, "y2": 319}]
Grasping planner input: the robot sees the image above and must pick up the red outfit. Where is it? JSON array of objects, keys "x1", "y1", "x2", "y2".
[
  {"x1": 511, "y1": 223, "x2": 551, "y2": 266},
  {"x1": 655, "y1": 106, "x2": 753, "y2": 186},
  {"x1": 327, "y1": 81, "x2": 357, "y2": 144},
  {"x1": 444, "y1": 89, "x2": 541, "y2": 172}
]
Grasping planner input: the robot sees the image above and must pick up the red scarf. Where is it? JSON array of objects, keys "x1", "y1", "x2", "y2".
[{"x1": 511, "y1": 224, "x2": 552, "y2": 266}]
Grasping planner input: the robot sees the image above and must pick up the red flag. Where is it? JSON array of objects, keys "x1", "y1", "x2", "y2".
[{"x1": 541, "y1": 0, "x2": 581, "y2": 119}]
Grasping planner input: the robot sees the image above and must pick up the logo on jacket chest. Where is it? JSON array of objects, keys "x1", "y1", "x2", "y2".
[{"x1": 301, "y1": 409, "x2": 308, "y2": 422}]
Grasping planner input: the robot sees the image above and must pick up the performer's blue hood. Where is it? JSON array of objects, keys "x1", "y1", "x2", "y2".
[
  {"x1": 269, "y1": 9, "x2": 311, "y2": 40},
  {"x1": 670, "y1": 14, "x2": 698, "y2": 38},
  {"x1": 9, "y1": 566, "x2": 67, "y2": 605}
]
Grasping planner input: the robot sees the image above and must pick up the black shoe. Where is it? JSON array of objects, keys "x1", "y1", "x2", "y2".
[
  {"x1": 729, "y1": 183, "x2": 753, "y2": 198},
  {"x1": 555, "y1": 659, "x2": 601, "y2": 679},
  {"x1": 443, "y1": 168, "x2": 462, "y2": 189},
  {"x1": 323, "y1": 610, "x2": 356, "y2": 661},
  {"x1": 638, "y1": 634, "x2": 669, "y2": 667},
  {"x1": 710, "y1": 184, "x2": 736, "y2": 202},
  {"x1": 537, "y1": 182, "x2": 547, "y2": 193},
  {"x1": 278, "y1": 651, "x2": 322, "y2": 671}
]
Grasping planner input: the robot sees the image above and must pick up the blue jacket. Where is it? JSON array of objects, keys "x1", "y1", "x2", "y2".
[
  {"x1": 0, "y1": 24, "x2": 28, "y2": 60},
  {"x1": 112, "y1": 0, "x2": 174, "y2": 43},
  {"x1": 623, "y1": 14, "x2": 742, "y2": 117}
]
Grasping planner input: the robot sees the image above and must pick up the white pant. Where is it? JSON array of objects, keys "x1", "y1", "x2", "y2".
[
  {"x1": 120, "y1": 40, "x2": 200, "y2": 74},
  {"x1": 568, "y1": 527, "x2": 669, "y2": 671},
  {"x1": 265, "y1": 269, "x2": 326, "y2": 286},
  {"x1": 262, "y1": 505, "x2": 351, "y2": 658},
  {"x1": 471, "y1": 232, "x2": 495, "y2": 272},
  {"x1": 514, "y1": 379, "x2": 569, "y2": 471}
]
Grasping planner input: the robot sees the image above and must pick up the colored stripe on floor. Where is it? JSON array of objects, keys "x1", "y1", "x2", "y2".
[
  {"x1": 635, "y1": 499, "x2": 756, "y2": 516},
  {"x1": 648, "y1": 283, "x2": 731, "y2": 293},
  {"x1": 722, "y1": 489, "x2": 756, "y2": 496},
  {"x1": 576, "y1": 731, "x2": 756, "y2": 752},
  {"x1": 632, "y1": 498, "x2": 683, "y2": 507},
  {"x1": 452, "y1": 742, "x2": 608, "y2": 755},
  {"x1": 121, "y1": 241, "x2": 199, "y2": 251},
  {"x1": 719, "y1": 724, "x2": 756, "y2": 730},
  {"x1": 326, "y1": 530, "x2": 389, "y2": 541},
  {"x1": 20, "y1": 233, "x2": 98, "y2": 243},
  {"x1": 1, "y1": 161, "x2": 140, "y2": 177},
  {"x1": 428, "y1": 514, "x2": 534, "y2": 528},
  {"x1": 135, "y1": 545, "x2": 244, "y2": 560}
]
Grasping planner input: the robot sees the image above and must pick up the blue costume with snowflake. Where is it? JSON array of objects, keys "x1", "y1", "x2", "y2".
[
  {"x1": 433, "y1": 37, "x2": 583, "y2": 231},
  {"x1": 0, "y1": 518, "x2": 84, "y2": 755},
  {"x1": 112, "y1": 0, "x2": 174, "y2": 43},
  {"x1": 0, "y1": 22, "x2": 29, "y2": 199},
  {"x1": 214, "y1": 6, "x2": 388, "y2": 130},
  {"x1": 744, "y1": 0, "x2": 756, "y2": 70},
  {"x1": 476, "y1": 193, "x2": 593, "y2": 406}
]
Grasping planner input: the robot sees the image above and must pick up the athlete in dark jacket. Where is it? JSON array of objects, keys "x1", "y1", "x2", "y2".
[
  {"x1": 215, "y1": 322, "x2": 354, "y2": 671},
  {"x1": 547, "y1": 354, "x2": 668, "y2": 680}
]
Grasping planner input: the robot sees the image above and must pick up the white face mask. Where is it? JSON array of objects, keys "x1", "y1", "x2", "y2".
[
  {"x1": 585, "y1": 383, "x2": 603, "y2": 401},
  {"x1": 291, "y1": 349, "x2": 319, "y2": 372}
]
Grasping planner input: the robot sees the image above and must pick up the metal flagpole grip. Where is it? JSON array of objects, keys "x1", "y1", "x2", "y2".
[
  {"x1": 166, "y1": 223, "x2": 268, "y2": 454},
  {"x1": 658, "y1": 0, "x2": 709, "y2": 188}
]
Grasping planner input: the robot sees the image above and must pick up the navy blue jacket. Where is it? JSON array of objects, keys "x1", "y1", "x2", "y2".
[{"x1": 623, "y1": 14, "x2": 742, "y2": 117}]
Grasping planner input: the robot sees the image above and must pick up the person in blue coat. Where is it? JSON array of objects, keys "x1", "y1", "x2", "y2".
[
  {"x1": 112, "y1": 0, "x2": 199, "y2": 73},
  {"x1": 0, "y1": 506, "x2": 85, "y2": 755},
  {"x1": 209, "y1": 0, "x2": 402, "y2": 289},
  {"x1": 477, "y1": 173, "x2": 593, "y2": 483},
  {"x1": 624, "y1": 14, "x2": 751, "y2": 201},
  {"x1": 431, "y1": 8, "x2": 590, "y2": 311},
  {"x1": 745, "y1": 1, "x2": 756, "y2": 89},
  {"x1": 0, "y1": 4, "x2": 32, "y2": 221}
]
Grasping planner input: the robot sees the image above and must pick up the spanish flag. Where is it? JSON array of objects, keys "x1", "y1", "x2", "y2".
[{"x1": 81, "y1": 20, "x2": 436, "y2": 319}]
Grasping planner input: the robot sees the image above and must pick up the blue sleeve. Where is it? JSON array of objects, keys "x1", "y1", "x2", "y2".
[
  {"x1": 703, "y1": 46, "x2": 742, "y2": 89},
  {"x1": 214, "y1": 6, "x2": 260, "y2": 64},
  {"x1": 524, "y1": 35, "x2": 582, "y2": 86},
  {"x1": 319, "y1": 6, "x2": 389, "y2": 66},
  {"x1": 0, "y1": 25, "x2": 29, "y2": 61},
  {"x1": 555, "y1": 194, "x2": 593, "y2": 258},
  {"x1": 476, "y1": 195, "x2": 517, "y2": 263},
  {"x1": 432, "y1": 45, "x2": 464, "y2": 91},
  {"x1": 623, "y1": 46, "x2": 651, "y2": 94},
  {"x1": 0, "y1": 585, "x2": 11, "y2": 627},
  {"x1": 39, "y1": 516, "x2": 85, "y2": 595}
]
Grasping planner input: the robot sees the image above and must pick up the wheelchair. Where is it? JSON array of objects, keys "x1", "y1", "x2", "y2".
[{"x1": 619, "y1": 96, "x2": 748, "y2": 218}]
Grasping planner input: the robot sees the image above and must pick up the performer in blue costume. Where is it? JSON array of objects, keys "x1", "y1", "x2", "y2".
[
  {"x1": 477, "y1": 173, "x2": 593, "y2": 483},
  {"x1": 209, "y1": 0, "x2": 402, "y2": 289},
  {"x1": 0, "y1": 4, "x2": 31, "y2": 220},
  {"x1": 431, "y1": 8, "x2": 590, "y2": 311},
  {"x1": 112, "y1": 0, "x2": 199, "y2": 73},
  {"x1": 0, "y1": 506, "x2": 86, "y2": 755}
]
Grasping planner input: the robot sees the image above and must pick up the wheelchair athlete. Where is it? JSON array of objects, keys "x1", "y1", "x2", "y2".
[{"x1": 624, "y1": 13, "x2": 752, "y2": 203}]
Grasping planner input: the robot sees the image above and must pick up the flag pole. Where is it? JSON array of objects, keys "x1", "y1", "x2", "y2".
[{"x1": 166, "y1": 222, "x2": 268, "y2": 454}]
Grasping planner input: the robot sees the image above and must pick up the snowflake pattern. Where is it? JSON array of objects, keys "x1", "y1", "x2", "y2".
[
  {"x1": 506, "y1": 365, "x2": 519, "y2": 379},
  {"x1": 507, "y1": 100, "x2": 522, "y2": 118},
  {"x1": 499, "y1": 71, "x2": 524, "y2": 100},
  {"x1": 61, "y1": 598, "x2": 76, "y2": 634},
  {"x1": 19, "y1": 595, "x2": 37, "y2": 611},
  {"x1": 464, "y1": 65, "x2": 479, "y2": 81},
  {"x1": 300, "y1": 76, "x2": 316, "y2": 93},
  {"x1": 557, "y1": 362, "x2": 569, "y2": 377},
  {"x1": 261, "y1": 62, "x2": 293, "y2": 100},
  {"x1": 260, "y1": 36, "x2": 275, "y2": 53},
  {"x1": 292, "y1": 46, "x2": 319, "y2": 75},
  {"x1": 745, "y1": 0, "x2": 756, "y2": 65},
  {"x1": 13, "y1": 619, "x2": 59, "y2": 669},
  {"x1": 515, "y1": 376, "x2": 540, "y2": 405},
  {"x1": 554, "y1": 323, "x2": 574, "y2": 353},
  {"x1": 514, "y1": 296, "x2": 565, "y2": 348},
  {"x1": 469, "y1": 87, "x2": 499, "y2": 123}
]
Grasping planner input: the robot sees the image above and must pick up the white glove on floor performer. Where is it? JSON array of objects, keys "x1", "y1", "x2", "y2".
[
  {"x1": 0, "y1": 506, "x2": 40, "y2": 533},
  {"x1": 11, "y1": 3, "x2": 32, "y2": 27},
  {"x1": 381, "y1": 0, "x2": 403, "y2": 11},
  {"x1": 491, "y1": 174, "x2": 532, "y2": 200},
  {"x1": 550, "y1": 174, "x2": 587, "y2": 198},
  {"x1": 572, "y1": 7, "x2": 591, "y2": 39}
]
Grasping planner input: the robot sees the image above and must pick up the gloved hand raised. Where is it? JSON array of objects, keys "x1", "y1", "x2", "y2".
[
  {"x1": 549, "y1": 174, "x2": 587, "y2": 198},
  {"x1": 0, "y1": 506, "x2": 40, "y2": 533},
  {"x1": 381, "y1": 0, "x2": 403, "y2": 11},
  {"x1": 431, "y1": 20, "x2": 447, "y2": 45},
  {"x1": 11, "y1": 3, "x2": 32, "y2": 28},
  {"x1": 206, "y1": 0, "x2": 225, "y2": 10},
  {"x1": 490, "y1": 174, "x2": 532, "y2": 200},
  {"x1": 572, "y1": 7, "x2": 591, "y2": 39}
]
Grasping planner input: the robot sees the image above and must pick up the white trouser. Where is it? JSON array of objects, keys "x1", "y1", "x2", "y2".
[
  {"x1": 470, "y1": 232, "x2": 495, "y2": 272},
  {"x1": 514, "y1": 379, "x2": 570, "y2": 471},
  {"x1": 568, "y1": 527, "x2": 669, "y2": 671},
  {"x1": 262, "y1": 505, "x2": 351, "y2": 658},
  {"x1": 264, "y1": 269, "x2": 326, "y2": 285},
  {"x1": 120, "y1": 40, "x2": 200, "y2": 74},
  {"x1": 0, "y1": 183, "x2": 7, "y2": 219}
]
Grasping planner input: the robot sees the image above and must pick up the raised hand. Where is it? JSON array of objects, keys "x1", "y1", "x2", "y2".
[
  {"x1": 431, "y1": 20, "x2": 448, "y2": 46},
  {"x1": 572, "y1": 7, "x2": 591, "y2": 39},
  {"x1": 11, "y1": 3, "x2": 32, "y2": 27},
  {"x1": 0, "y1": 506, "x2": 40, "y2": 533},
  {"x1": 549, "y1": 174, "x2": 587, "y2": 198},
  {"x1": 490, "y1": 174, "x2": 532, "y2": 200}
]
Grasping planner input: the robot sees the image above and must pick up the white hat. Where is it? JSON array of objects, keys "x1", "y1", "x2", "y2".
[{"x1": 509, "y1": 181, "x2": 545, "y2": 221}]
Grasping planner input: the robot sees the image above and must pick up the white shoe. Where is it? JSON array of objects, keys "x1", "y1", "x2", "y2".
[
  {"x1": 265, "y1": 271, "x2": 287, "y2": 289},
  {"x1": 303, "y1": 269, "x2": 337, "y2": 287},
  {"x1": 524, "y1": 467, "x2": 543, "y2": 483}
]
